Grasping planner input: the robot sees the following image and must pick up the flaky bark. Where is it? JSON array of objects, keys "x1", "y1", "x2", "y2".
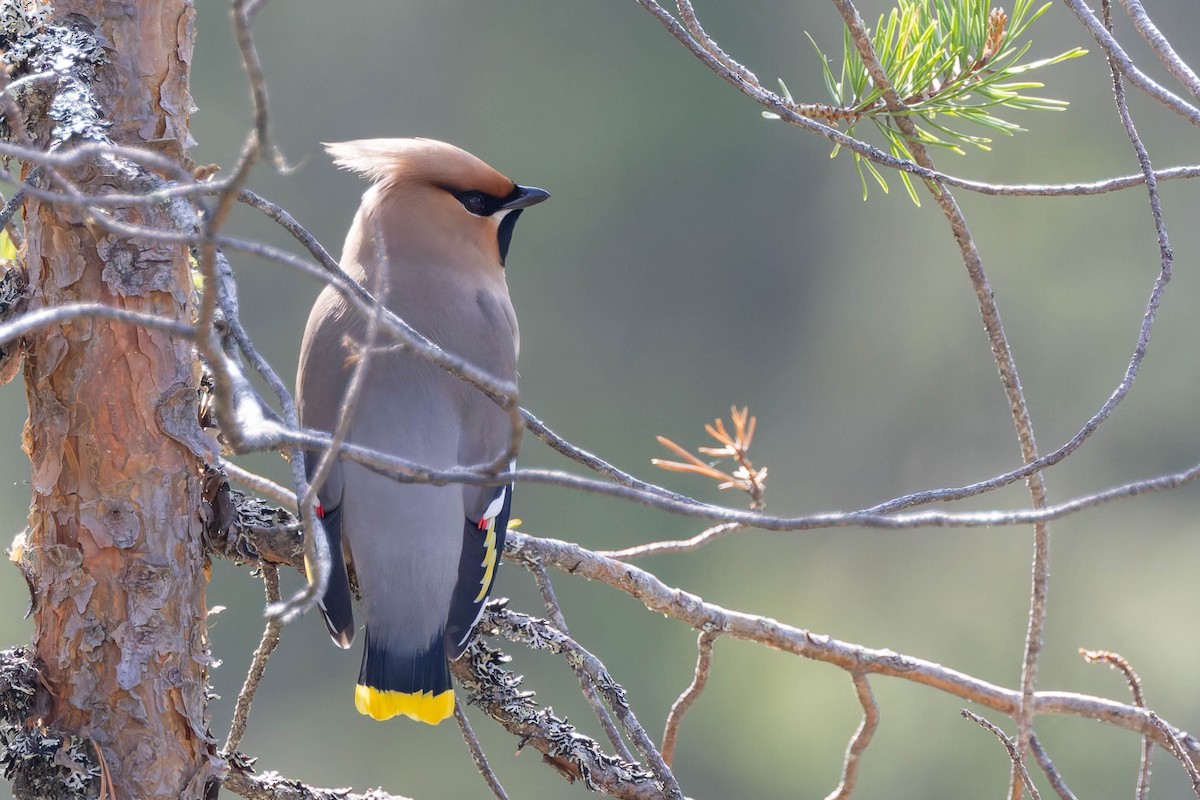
[{"x1": 11, "y1": 1, "x2": 217, "y2": 798}]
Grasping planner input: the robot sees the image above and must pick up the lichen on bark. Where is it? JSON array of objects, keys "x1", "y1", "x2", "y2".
[{"x1": 4, "y1": 1, "x2": 218, "y2": 798}]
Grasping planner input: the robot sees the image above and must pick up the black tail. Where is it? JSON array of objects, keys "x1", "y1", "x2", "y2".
[
  {"x1": 310, "y1": 501, "x2": 355, "y2": 648},
  {"x1": 445, "y1": 484, "x2": 512, "y2": 659},
  {"x1": 354, "y1": 628, "x2": 454, "y2": 724}
]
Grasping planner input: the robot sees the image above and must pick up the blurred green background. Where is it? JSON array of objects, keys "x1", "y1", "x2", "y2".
[{"x1": 4, "y1": 1, "x2": 1200, "y2": 797}]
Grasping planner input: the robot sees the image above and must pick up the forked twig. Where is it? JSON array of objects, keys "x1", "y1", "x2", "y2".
[
  {"x1": 962, "y1": 709, "x2": 1040, "y2": 800},
  {"x1": 527, "y1": 557, "x2": 634, "y2": 762},
  {"x1": 1148, "y1": 711, "x2": 1200, "y2": 798},
  {"x1": 481, "y1": 607, "x2": 682, "y2": 799},
  {"x1": 1081, "y1": 648, "x2": 1150, "y2": 799}
]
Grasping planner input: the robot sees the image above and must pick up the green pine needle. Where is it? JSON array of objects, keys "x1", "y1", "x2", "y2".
[{"x1": 776, "y1": 0, "x2": 1085, "y2": 201}]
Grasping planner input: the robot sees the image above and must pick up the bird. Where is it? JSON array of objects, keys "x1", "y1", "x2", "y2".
[{"x1": 296, "y1": 138, "x2": 548, "y2": 725}]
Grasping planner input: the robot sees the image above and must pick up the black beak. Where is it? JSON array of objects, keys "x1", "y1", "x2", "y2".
[{"x1": 500, "y1": 185, "x2": 550, "y2": 210}]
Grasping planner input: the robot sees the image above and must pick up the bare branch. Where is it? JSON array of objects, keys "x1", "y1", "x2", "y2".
[
  {"x1": 601, "y1": 522, "x2": 744, "y2": 560},
  {"x1": 237, "y1": 188, "x2": 340, "y2": 273},
  {"x1": 0, "y1": 301, "x2": 194, "y2": 345},
  {"x1": 661, "y1": 630, "x2": 717, "y2": 767},
  {"x1": 942, "y1": 165, "x2": 1200, "y2": 196},
  {"x1": 507, "y1": 531, "x2": 1200, "y2": 758},
  {"x1": 222, "y1": 564, "x2": 282, "y2": 755},
  {"x1": 220, "y1": 460, "x2": 299, "y2": 511},
  {"x1": 1029, "y1": 735, "x2": 1078, "y2": 800},
  {"x1": 823, "y1": 674, "x2": 880, "y2": 800},
  {"x1": 454, "y1": 702, "x2": 509, "y2": 800},
  {"x1": 232, "y1": 0, "x2": 281, "y2": 169},
  {"x1": 1148, "y1": 712, "x2": 1200, "y2": 798},
  {"x1": 1092, "y1": 2, "x2": 1178, "y2": 788},
  {"x1": 1117, "y1": 0, "x2": 1200, "y2": 103},
  {"x1": 822, "y1": 5, "x2": 1053, "y2": 784},
  {"x1": 1060, "y1": 0, "x2": 1200, "y2": 127},
  {"x1": 527, "y1": 558, "x2": 634, "y2": 762},
  {"x1": 521, "y1": 408, "x2": 696, "y2": 504},
  {"x1": 276, "y1": 220, "x2": 388, "y2": 625},
  {"x1": 277, "y1": 421, "x2": 1200, "y2": 532},
  {"x1": 1081, "y1": 648, "x2": 1150, "y2": 800},
  {"x1": 961, "y1": 709, "x2": 1040, "y2": 800},
  {"x1": 627, "y1": 2, "x2": 1200, "y2": 201}
]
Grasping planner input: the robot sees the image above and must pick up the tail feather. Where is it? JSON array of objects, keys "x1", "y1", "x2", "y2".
[
  {"x1": 445, "y1": 483, "x2": 512, "y2": 659},
  {"x1": 305, "y1": 501, "x2": 355, "y2": 648},
  {"x1": 355, "y1": 628, "x2": 454, "y2": 724}
]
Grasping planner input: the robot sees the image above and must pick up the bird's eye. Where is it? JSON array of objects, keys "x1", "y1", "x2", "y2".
[{"x1": 459, "y1": 191, "x2": 488, "y2": 216}]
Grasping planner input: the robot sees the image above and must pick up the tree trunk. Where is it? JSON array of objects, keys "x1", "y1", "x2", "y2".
[{"x1": 14, "y1": 1, "x2": 217, "y2": 798}]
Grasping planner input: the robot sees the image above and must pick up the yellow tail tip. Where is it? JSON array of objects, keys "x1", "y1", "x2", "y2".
[{"x1": 354, "y1": 684, "x2": 455, "y2": 724}]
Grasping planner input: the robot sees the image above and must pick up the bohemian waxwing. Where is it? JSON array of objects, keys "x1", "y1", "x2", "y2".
[{"x1": 296, "y1": 138, "x2": 548, "y2": 724}]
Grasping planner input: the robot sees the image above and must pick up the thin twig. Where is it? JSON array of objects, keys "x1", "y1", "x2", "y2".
[
  {"x1": 528, "y1": 558, "x2": 634, "y2": 762},
  {"x1": 1148, "y1": 711, "x2": 1200, "y2": 798},
  {"x1": 601, "y1": 522, "x2": 744, "y2": 560},
  {"x1": 1029, "y1": 734, "x2": 1078, "y2": 800},
  {"x1": 0, "y1": 302, "x2": 194, "y2": 346},
  {"x1": 219, "y1": 235, "x2": 519, "y2": 409},
  {"x1": 785, "y1": 5, "x2": 1057, "y2": 780},
  {"x1": 661, "y1": 630, "x2": 717, "y2": 767},
  {"x1": 1117, "y1": 0, "x2": 1200, "y2": 103},
  {"x1": 629, "y1": 1, "x2": 1178, "y2": 536},
  {"x1": 222, "y1": 563, "x2": 282, "y2": 755},
  {"x1": 962, "y1": 709, "x2": 1040, "y2": 800},
  {"x1": 482, "y1": 608, "x2": 682, "y2": 799},
  {"x1": 236, "y1": 172, "x2": 1182, "y2": 545},
  {"x1": 281, "y1": 218, "x2": 387, "y2": 624},
  {"x1": 279, "y1": 423, "x2": 1200, "y2": 532},
  {"x1": 232, "y1": 0, "x2": 283, "y2": 170},
  {"x1": 1081, "y1": 648, "x2": 1151, "y2": 800},
  {"x1": 824, "y1": 674, "x2": 880, "y2": 800},
  {"x1": 1094, "y1": 3, "x2": 1177, "y2": 788},
  {"x1": 454, "y1": 702, "x2": 509, "y2": 800},
  {"x1": 1059, "y1": 0, "x2": 1200, "y2": 128},
  {"x1": 219, "y1": 460, "x2": 298, "y2": 510},
  {"x1": 521, "y1": 409, "x2": 696, "y2": 504},
  {"x1": 506, "y1": 531, "x2": 1200, "y2": 760}
]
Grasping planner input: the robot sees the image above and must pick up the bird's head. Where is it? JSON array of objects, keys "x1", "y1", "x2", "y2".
[{"x1": 324, "y1": 138, "x2": 549, "y2": 270}]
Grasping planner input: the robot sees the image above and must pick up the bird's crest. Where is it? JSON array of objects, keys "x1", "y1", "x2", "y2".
[{"x1": 323, "y1": 138, "x2": 514, "y2": 197}]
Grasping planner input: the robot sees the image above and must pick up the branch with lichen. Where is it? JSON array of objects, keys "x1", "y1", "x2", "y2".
[
  {"x1": 198, "y1": 486, "x2": 1200, "y2": 797},
  {"x1": 0, "y1": 0, "x2": 1199, "y2": 798}
]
